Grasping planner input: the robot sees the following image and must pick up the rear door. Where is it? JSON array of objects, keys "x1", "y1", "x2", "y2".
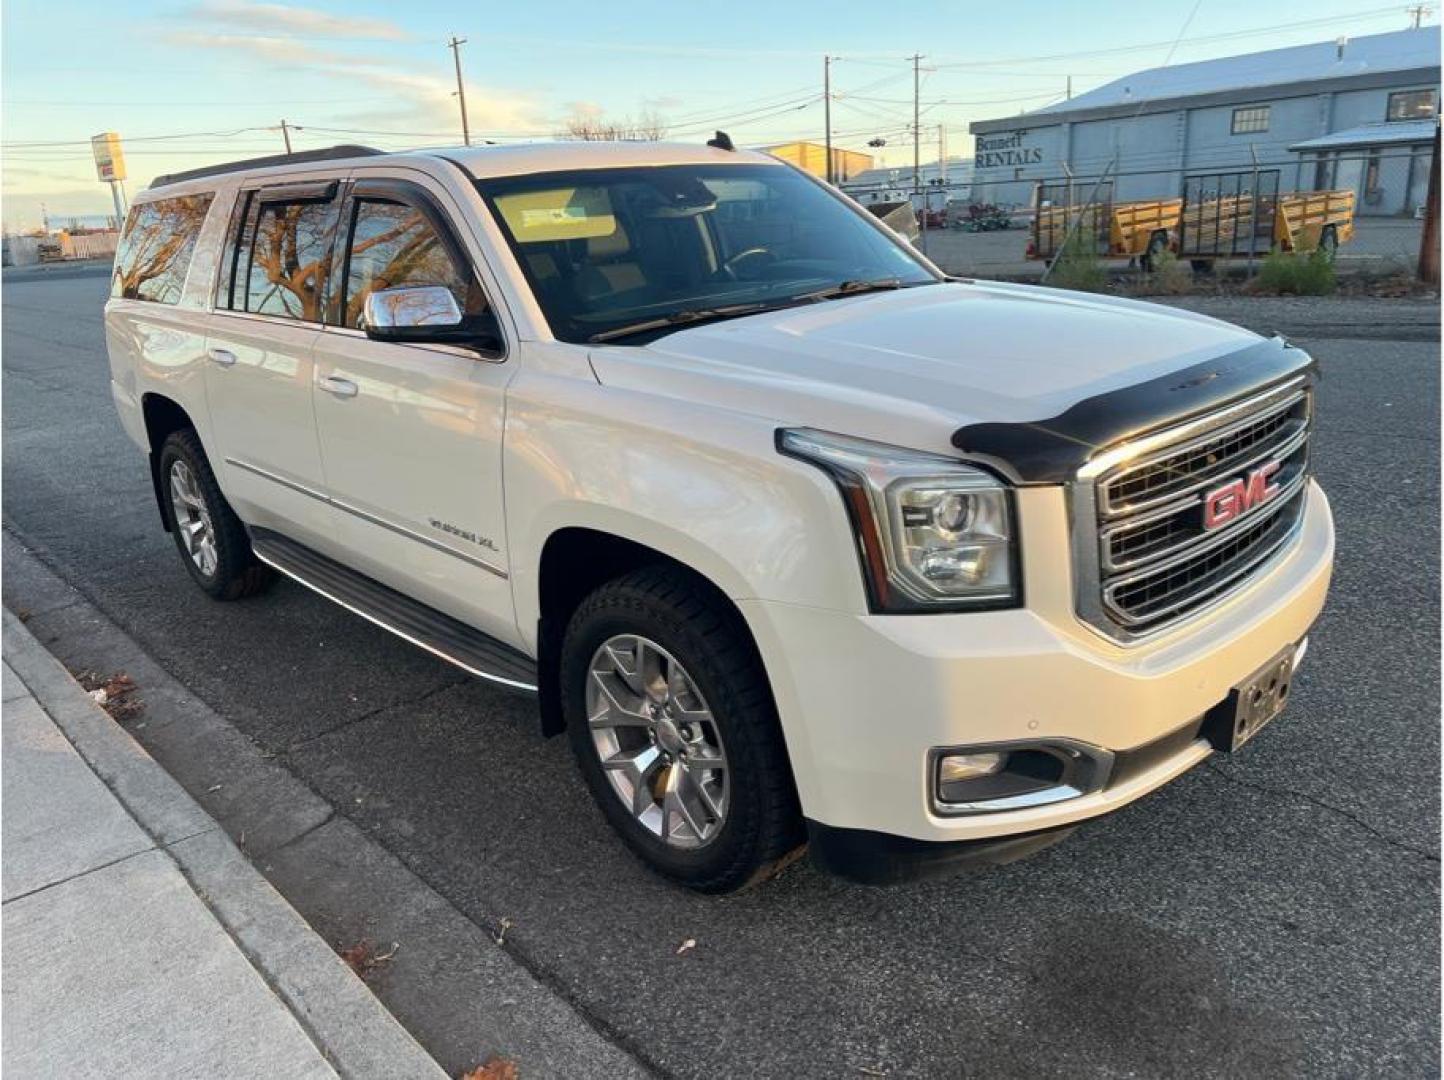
[
  {"x1": 203, "y1": 177, "x2": 344, "y2": 553},
  {"x1": 309, "y1": 173, "x2": 519, "y2": 644}
]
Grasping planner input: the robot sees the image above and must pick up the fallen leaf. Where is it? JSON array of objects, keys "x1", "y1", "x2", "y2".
[
  {"x1": 461, "y1": 1056, "x2": 519, "y2": 1080},
  {"x1": 336, "y1": 938, "x2": 399, "y2": 980},
  {"x1": 493, "y1": 917, "x2": 514, "y2": 946},
  {"x1": 676, "y1": 938, "x2": 696, "y2": 955}
]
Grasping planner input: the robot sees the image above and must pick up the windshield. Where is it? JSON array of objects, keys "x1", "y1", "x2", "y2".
[{"x1": 475, "y1": 163, "x2": 938, "y2": 344}]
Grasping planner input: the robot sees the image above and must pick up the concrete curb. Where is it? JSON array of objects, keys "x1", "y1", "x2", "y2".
[{"x1": 3, "y1": 609, "x2": 448, "y2": 1080}]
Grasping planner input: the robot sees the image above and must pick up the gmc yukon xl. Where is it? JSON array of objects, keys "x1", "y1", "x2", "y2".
[{"x1": 104, "y1": 140, "x2": 1333, "y2": 891}]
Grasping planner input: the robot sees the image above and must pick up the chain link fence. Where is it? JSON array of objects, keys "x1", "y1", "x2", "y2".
[{"x1": 849, "y1": 147, "x2": 1435, "y2": 283}]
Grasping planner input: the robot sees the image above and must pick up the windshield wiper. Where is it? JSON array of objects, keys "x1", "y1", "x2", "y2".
[
  {"x1": 794, "y1": 277, "x2": 908, "y2": 303},
  {"x1": 588, "y1": 301, "x2": 774, "y2": 344}
]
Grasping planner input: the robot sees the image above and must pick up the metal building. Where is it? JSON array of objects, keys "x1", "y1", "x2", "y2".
[{"x1": 968, "y1": 28, "x2": 1440, "y2": 215}]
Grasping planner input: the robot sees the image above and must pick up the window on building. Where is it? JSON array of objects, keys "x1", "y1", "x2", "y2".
[
  {"x1": 1387, "y1": 89, "x2": 1438, "y2": 122},
  {"x1": 341, "y1": 198, "x2": 482, "y2": 330},
  {"x1": 1231, "y1": 106, "x2": 1270, "y2": 135},
  {"x1": 110, "y1": 194, "x2": 213, "y2": 304}
]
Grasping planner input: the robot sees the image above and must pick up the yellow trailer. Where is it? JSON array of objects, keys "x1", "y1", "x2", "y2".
[
  {"x1": 1178, "y1": 189, "x2": 1354, "y2": 267},
  {"x1": 1028, "y1": 198, "x2": 1181, "y2": 268}
]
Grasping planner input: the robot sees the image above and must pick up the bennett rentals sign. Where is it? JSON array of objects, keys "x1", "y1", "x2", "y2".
[
  {"x1": 91, "y1": 132, "x2": 127, "y2": 182},
  {"x1": 974, "y1": 131, "x2": 1042, "y2": 169}
]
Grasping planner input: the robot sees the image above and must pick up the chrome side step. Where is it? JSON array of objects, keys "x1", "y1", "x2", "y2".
[{"x1": 250, "y1": 528, "x2": 538, "y2": 693}]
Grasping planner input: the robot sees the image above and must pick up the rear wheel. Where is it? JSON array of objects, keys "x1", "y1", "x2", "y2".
[
  {"x1": 561, "y1": 566, "x2": 803, "y2": 892},
  {"x1": 158, "y1": 430, "x2": 274, "y2": 600},
  {"x1": 1318, "y1": 225, "x2": 1339, "y2": 262}
]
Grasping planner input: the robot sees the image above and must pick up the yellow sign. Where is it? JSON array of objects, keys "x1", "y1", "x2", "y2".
[{"x1": 91, "y1": 132, "x2": 126, "y2": 182}]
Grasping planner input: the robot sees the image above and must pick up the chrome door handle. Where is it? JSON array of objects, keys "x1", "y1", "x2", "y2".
[
  {"x1": 207, "y1": 348, "x2": 237, "y2": 367},
  {"x1": 318, "y1": 375, "x2": 359, "y2": 399}
]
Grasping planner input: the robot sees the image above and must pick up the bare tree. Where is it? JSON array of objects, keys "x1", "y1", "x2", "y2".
[{"x1": 560, "y1": 109, "x2": 667, "y2": 141}]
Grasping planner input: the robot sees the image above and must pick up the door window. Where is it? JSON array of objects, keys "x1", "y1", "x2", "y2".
[
  {"x1": 224, "y1": 191, "x2": 339, "y2": 321},
  {"x1": 341, "y1": 198, "x2": 483, "y2": 329}
]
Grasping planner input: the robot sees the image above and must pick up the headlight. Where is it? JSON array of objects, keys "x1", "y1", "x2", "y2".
[{"x1": 778, "y1": 428, "x2": 1018, "y2": 612}]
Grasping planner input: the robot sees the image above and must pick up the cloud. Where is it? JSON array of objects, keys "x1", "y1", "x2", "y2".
[
  {"x1": 181, "y1": 0, "x2": 409, "y2": 41},
  {"x1": 161, "y1": 31, "x2": 546, "y2": 139}
]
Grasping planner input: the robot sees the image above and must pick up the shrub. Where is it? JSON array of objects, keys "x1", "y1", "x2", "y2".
[
  {"x1": 1147, "y1": 250, "x2": 1194, "y2": 295},
  {"x1": 1255, "y1": 248, "x2": 1337, "y2": 296},
  {"x1": 1048, "y1": 229, "x2": 1108, "y2": 292}
]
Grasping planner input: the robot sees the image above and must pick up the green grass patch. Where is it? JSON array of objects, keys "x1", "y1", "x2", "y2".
[{"x1": 1255, "y1": 248, "x2": 1337, "y2": 296}]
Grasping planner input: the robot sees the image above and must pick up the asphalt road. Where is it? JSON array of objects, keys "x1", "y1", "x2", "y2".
[{"x1": 4, "y1": 269, "x2": 1439, "y2": 1079}]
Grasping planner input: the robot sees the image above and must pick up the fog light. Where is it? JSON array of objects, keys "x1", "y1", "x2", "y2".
[{"x1": 938, "y1": 751, "x2": 1005, "y2": 784}]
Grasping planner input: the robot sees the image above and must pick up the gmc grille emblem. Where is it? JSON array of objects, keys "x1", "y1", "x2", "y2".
[{"x1": 1203, "y1": 461, "x2": 1283, "y2": 531}]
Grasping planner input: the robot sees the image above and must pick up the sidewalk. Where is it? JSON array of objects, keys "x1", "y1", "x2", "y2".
[{"x1": 1, "y1": 610, "x2": 447, "y2": 1079}]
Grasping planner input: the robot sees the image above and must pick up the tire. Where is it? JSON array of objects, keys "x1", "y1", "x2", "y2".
[
  {"x1": 1318, "y1": 225, "x2": 1339, "y2": 262},
  {"x1": 561, "y1": 565, "x2": 804, "y2": 892},
  {"x1": 1141, "y1": 232, "x2": 1169, "y2": 272},
  {"x1": 1190, "y1": 258, "x2": 1213, "y2": 274},
  {"x1": 157, "y1": 430, "x2": 274, "y2": 601}
]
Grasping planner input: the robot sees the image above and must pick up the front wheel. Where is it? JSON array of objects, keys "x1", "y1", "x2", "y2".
[{"x1": 561, "y1": 566, "x2": 803, "y2": 892}]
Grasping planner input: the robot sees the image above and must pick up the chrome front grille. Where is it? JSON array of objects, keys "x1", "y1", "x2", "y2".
[{"x1": 1073, "y1": 380, "x2": 1312, "y2": 641}]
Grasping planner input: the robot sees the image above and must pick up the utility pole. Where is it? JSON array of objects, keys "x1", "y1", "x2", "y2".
[
  {"x1": 938, "y1": 124, "x2": 947, "y2": 184},
  {"x1": 279, "y1": 119, "x2": 293, "y2": 154},
  {"x1": 824, "y1": 55, "x2": 833, "y2": 185},
  {"x1": 1418, "y1": 125, "x2": 1439, "y2": 284},
  {"x1": 1407, "y1": 4, "x2": 1431, "y2": 28},
  {"x1": 1066, "y1": 74, "x2": 1072, "y2": 100},
  {"x1": 911, "y1": 53, "x2": 925, "y2": 255},
  {"x1": 448, "y1": 35, "x2": 471, "y2": 146}
]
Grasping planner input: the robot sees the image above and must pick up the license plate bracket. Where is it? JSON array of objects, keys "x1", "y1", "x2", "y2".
[{"x1": 1202, "y1": 644, "x2": 1298, "y2": 752}]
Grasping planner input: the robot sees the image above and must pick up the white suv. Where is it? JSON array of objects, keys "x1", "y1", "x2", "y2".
[{"x1": 105, "y1": 140, "x2": 1334, "y2": 890}]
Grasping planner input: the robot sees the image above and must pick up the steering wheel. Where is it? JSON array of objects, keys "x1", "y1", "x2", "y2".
[{"x1": 720, "y1": 247, "x2": 777, "y2": 281}]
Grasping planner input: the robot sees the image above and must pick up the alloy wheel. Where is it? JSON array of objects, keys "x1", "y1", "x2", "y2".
[
  {"x1": 169, "y1": 459, "x2": 218, "y2": 577},
  {"x1": 586, "y1": 634, "x2": 729, "y2": 849}
]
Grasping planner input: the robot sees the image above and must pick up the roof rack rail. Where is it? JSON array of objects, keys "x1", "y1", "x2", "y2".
[{"x1": 150, "y1": 145, "x2": 386, "y2": 190}]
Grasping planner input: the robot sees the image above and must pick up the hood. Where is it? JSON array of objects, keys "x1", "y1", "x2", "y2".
[{"x1": 587, "y1": 280, "x2": 1262, "y2": 457}]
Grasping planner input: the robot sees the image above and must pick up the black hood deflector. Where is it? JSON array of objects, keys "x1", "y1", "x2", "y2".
[{"x1": 951, "y1": 336, "x2": 1316, "y2": 485}]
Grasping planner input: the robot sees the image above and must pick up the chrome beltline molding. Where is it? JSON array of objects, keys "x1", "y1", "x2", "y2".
[{"x1": 225, "y1": 456, "x2": 507, "y2": 579}]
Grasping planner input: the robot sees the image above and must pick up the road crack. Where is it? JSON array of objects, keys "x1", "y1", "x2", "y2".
[{"x1": 1204, "y1": 761, "x2": 1439, "y2": 863}]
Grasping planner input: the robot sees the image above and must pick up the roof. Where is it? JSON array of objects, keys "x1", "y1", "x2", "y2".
[
  {"x1": 1032, "y1": 28, "x2": 1439, "y2": 116},
  {"x1": 142, "y1": 139, "x2": 778, "y2": 195},
  {"x1": 438, "y1": 140, "x2": 776, "y2": 179},
  {"x1": 1290, "y1": 119, "x2": 1439, "y2": 151}
]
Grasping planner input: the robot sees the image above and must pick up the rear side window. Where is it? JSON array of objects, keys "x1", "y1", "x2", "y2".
[
  {"x1": 110, "y1": 194, "x2": 213, "y2": 304},
  {"x1": 341, "y1": 198, "x2": 482, "y2": 329},
  {"x1": 223, "y1": 188, "x2": 340, "y2": 322}
]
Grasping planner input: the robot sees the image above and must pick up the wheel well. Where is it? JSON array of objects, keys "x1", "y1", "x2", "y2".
[
  {"x1": 534, "y1": 528, "x2": 755, "y2": 737},
  {"x1": 141, "y1": 394, "x2": 195, "y2": 531}
]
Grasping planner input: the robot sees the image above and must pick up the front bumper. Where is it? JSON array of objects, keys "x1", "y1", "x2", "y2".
[{"x1": 739, "y1": 481, "x2": 1334, "y2": 875}]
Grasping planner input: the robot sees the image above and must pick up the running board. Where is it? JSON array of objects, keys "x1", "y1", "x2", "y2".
[{"x1": 250, "y1": 528, "x2": 538, "y2": 693}]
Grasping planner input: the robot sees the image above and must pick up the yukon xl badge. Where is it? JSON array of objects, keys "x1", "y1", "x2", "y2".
[
  {"x1": 1202, "y1": 461, "x2": 1282, "y2": 531},
  {"x1": 429, "y1": 518, "x2": 499, "y2": 552}
]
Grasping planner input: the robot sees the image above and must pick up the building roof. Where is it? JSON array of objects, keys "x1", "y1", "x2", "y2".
[
  {"x1": 1033, "y1": 28, "x2": 1439, "y2": 116},
  {"x1": 1290, "y1": 118, "x2": 1439, "y2": 151}
]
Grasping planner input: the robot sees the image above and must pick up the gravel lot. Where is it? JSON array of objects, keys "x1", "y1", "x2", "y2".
[{"x1": 3, "y1": 268, "x2": 1438, "y2": 1078}]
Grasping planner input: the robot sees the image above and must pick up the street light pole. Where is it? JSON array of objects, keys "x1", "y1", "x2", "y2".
[
  {"x1": 279, "y1": 119, "x2": 293, "y2": 154},
  {"x1": 448, "y1": 35, "x2": 472, "y2": 146}
]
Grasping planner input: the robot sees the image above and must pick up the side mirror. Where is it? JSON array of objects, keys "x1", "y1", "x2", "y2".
[{"x1": 361, "y1": 285, "x2": 502, "y2": 353}]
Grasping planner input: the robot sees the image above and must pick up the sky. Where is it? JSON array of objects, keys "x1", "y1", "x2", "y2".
[{"x1": 2, "y1": 0, "x2": 1436, "y2": 230}]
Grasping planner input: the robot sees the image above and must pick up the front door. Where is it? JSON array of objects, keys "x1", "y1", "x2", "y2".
[
  {"x1": 203, "y1": 178, "x2": 343, "y2": 554},
  {"x1": 310, "y1": 176, "x2": 519, "y2": 646}
]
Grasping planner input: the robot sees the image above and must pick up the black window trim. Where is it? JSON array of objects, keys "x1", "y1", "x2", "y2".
[{"x1": 333, "y1": 176, "x2": 507, "y2": 360}]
